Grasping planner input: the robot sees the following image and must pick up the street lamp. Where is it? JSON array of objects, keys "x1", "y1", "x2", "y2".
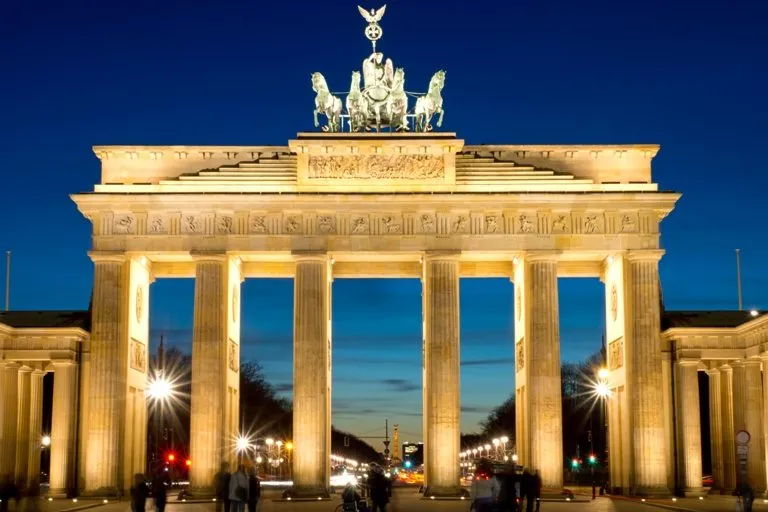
[
  {"x1": 147, "y1": 372, "x2": 176, "y2": 466},
  {"x1": 41, "y1": 435, "x2": 51, "y2": 447},
  {"x1": 492, "y1": 439, "x2": 500, "y2": 459}
]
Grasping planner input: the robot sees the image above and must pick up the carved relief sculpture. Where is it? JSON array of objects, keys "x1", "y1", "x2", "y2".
[
  {"x1": 485, "y1": 215, "x2": 499, "y2": 234},
  {"x1": 516, "y1": 288, "x2": 522, "y2": 320},
  {"x1": 620, "y1": 214, "x2": 637, "y2": 232},
  {"x1": 351, "y1": 215, "x2": 370, "y2": 234},
  {"x1": 518, "y1": 215, "x2": 535, "y2": 233},
  {"x1": 217, "y1": 215, "x2": 234, "y2": 234},
  {"x1": 552, "y1": 215, "x2": 569, "y2": 233},
  {"x1": 608, "y1": 338, "x2": 624, "y2": 370},
  {"x1": 130, "y1": 339, "x2": 147, "y2": 373},
  {"x1": 420, "y1": 214, "x2": 436, "y2": 233},
  {"x1": 149, "y1": 215, "x2": 165, "y2": 234},
  {"x1": 183, "y1": 215, "x2": 202, "y2": 234},
  {"x1": 452, "y1": 215, "x2": 468, "y2": 234},
  {"x1": 250, "y1": 215, "x2": 268, "y2": 234},
  {"x1": 228, "y1": 340, "x2": 239, "y2": 372},
  {"x1": 382, "y1": 216, "x2": 402, "y2": 234},
  {"x1": 308, "y1": 155, "x2": 444, "y2": 179},
  {"x1": 516, "y1": 339, "x2": 525, "y2": 371},
  {"x1": 610, "y1": 284, "x2": 618, "y2": 321},
  {"x1": 284, "y1": 216, "x2": 301, "y2": 234},
  {"x1": 584, "y1": 215, "x2": 601, "y2": 234},
  {"x1": 113, "y1": 214, "x2": 135, "y2": 234},
  {"x1": 318, "y1": 216, "x2": 337, "y2": 234}
]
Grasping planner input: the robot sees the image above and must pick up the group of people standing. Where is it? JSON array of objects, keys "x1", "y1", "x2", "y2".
[
  {"x1": 470, "y1": 460, "x2": 542, "y2": 512},
  {"x1": 214, "y1": 463, "x2": 262, "y2": 512},
  {"x1": 341, "y1": 463, "x2": 392, "y2": 512}
]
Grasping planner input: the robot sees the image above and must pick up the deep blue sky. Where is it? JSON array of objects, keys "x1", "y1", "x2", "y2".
[{"x1": 2, "y1": 0, "x2": 767, "y2": 446}]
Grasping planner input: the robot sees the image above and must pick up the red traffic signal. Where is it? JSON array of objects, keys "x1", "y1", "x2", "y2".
[
  {"x1": 167, "y1": 453, "x2": 176, "y2": 462},
  {"x1": 186, "y1": 459, "x2": 192, "y2": 467}
]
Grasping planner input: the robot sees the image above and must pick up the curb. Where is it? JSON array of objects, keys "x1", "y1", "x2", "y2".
[{"x1": 610, "y1": 496, "x2": 700, "y2": 512}]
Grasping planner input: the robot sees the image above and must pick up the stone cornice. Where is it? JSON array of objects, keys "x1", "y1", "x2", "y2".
[{"x1": 0, "y1": 326, "x2": 90, "y2": 339}]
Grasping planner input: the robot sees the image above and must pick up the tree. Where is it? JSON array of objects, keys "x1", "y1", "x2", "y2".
[{"x1": 480, "y1": 395, "x2": 515, "y2": 438}]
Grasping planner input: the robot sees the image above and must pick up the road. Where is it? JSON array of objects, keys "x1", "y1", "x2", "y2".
[{"x1": 12, "y1": 489, "x2": 768, "y2": 512}]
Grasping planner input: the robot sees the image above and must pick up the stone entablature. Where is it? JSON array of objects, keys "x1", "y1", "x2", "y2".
[
  {"x1": 90, "y1": 134, "x2": 660, "y2": 193},
  {"x1": 0, "y1": 324, "x2": 88, "y2": 365},
  {"x1": 662, "y1": 313, "x2": 768, "y2": 362},
  {"x1": 73, "y1": 193, "x2": 677, "y2": 256}
]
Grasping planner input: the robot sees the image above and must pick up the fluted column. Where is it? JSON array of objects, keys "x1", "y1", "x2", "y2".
[
  {"x1": 14, "y1": 367, "x2": 32, "y2": 488},
  {"x1": 190, "y1": 254, "x2": 242, "y2": 495},
  {"x1": 49, "y1": 361, "x2": 79, "y2": 496},
  {"x1": 0, "y1": 362, "x2": 20, "y2": 476},
  {"x1": 675, "y1": 361, "x2": 704, "y2": 496},
  {"x1": 626, "y1": 252, "x2": 668, "y2": 495},
  {"x1": 721, "y1": 365, "x2": 737, "y2": 490},
  {"x1": 762, "y1": 355, "x2": 768, "y2": 493},
  {"x1": 732, "y1": 360, "x2": 766, "y2": 491},
  {"x1": 423, "y1": 253, "x2": 461, "y2": 497},
  {"x1": 27, "y1": 369, "x2": 44, "y2": 494},
  {"x1": 706, "y1": 368, "x2": 725, "y2": 490},
  {"x1": 291, "y1": 254, "x2": 332, "y2": 497},
  {"x1": 524, "y1": 254, "x2": 563, "y2": 489},
  {"x1": 84, "y1": 255, "x2": 126, "y2": 494}
]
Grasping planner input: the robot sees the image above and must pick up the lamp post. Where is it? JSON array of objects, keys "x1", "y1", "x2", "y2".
[
  {"x1": 492, "y1": 439, "x2": 500, "y2": 460},
  {"x1": 594, "y1": 367, "x2": 611, "y2": 495},
  {"x1": 147, "y1": 372, "x2": 174, "y2": 467}
]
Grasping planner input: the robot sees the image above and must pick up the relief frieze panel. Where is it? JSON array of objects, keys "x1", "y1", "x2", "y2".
[
  {"x1": 516, "y1": 338, "x2": 525, "y2": 372},
  {"x1": 99, "y1": 209, "x2": 641, "y2": 238},
  {"x1": 608, "y1": 337, "x2": 624, "y2": 370},
  {"x1": 307, "y1": 155, "x2": 444, "y2": 180},
  {"x1": 130, "y1": 338, "x2": 147, "y2": 373}
]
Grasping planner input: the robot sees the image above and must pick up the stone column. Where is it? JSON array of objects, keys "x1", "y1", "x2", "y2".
[
  {"x1": 49, "y1": 361, "x2": 79, "y2": 497},
  {"x1": 0, "y1": 362, "x2": 20, "y2": 476},
  {"x1": 524, "y1": 254, "x2": 563, "y2": 489},
  {"x1": 189, "y1": 254, "x2": 242, "y2": 495},
  {"x1": 14, "y1": 367, "x2": 32, "y2": 489},
  {"x1": 423, "y1": 253, "x2": 461, "y2": 497},
  {"x1": 732, "y1": 360, "x2": 766, "y2": 491},
  {"x1": 291, "y1": 254, "x2": 332, "y2": 498},
  {"x1": 84, "y1": 254, "x2": 127, "y2": 494},
  {"x1": 706, "y1": 368, "x2": 725, "y2": 490},
  {"x1": 626, "y1": 252, "x2": 668, "y2": 495},
  {"x1": 27, "y1": 369, "x2": 45, "y2": 494},
  {"x1": 675, "y1": 361, "x2": 704, "y2": 496},
  {"x1": 721, "y1": 365, "x2": 737, "y2": 490},
  {"x1": 762, "y1": 355, "x2": 768, "y2": 493}
]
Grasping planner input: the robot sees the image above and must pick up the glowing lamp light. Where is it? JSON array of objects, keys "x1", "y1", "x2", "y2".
[
  {"x1": 41, "y1": 435, "x2": 51, "y2": 447},
  {"x1": 167, "y1": 453, "x2": 175, "y2": 462},
  {"x1": 598, "y1": 368, "x2": 609, "y2": 380},
  {"x1": 571, "y1": 459, "x2": 579, "y2": 468},
  {"x1": 595, "y1": 381, "x2": 611, "y2": 398},
  {"x1": 404, "y1": 461, "x2": 412, "y2": 468},
  {"x1": 588, "y1": 455, "x2": 596, "y2": 464},
  {"x1": 186, "y1": 459, "x2": 192, "y2": 467},
  {"x1": 265, "y1": 438, "x2": 275, "y2": 446},
  {"x1": 256, "y1": 456, "x2": 263, "y2": 464},
  {"x1": 236, "y1": 436, "x2": 251, "y2": 453},
  {"x1": 750, "y1": 309, "x2": 759, "y2": 317},
  {"x1": 285, "y1": 442, "x2": 293, "y2": 450},
  {"x1": 147, "y1": 376, "x2": 173, "y2": 400}
]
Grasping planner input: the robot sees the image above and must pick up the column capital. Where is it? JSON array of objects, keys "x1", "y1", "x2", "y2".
[
  {"x1": 88, "y1": 251, "x2": 126, "y2": 264},
  {"x1": 423, "y1": 250, "x2": 461, "y2": 262},
  {"x1": 626, "y1": 249, "x2": 665, "y2": 262},
  {"x1": 521, "y1": 251, "x2": 561, "y2": 263},
  {"x1": 719, "y1": 363, "x2": 734, "y2": 373},
  {"x1": 291, "y1": 251, "x2": 329, "y2": 262},
  {"x1": 16, "y1": 365, "x2": 33, "y2": 374},
  {"x1": 190, "y1": 251, "x2": 228, "y2": 262}
]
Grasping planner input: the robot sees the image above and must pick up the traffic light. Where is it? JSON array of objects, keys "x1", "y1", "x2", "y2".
[
  {"x1": 167, "y1": 453, "x2": 176, "y2": 463},
  {"x1": 571, "y1": 458, "x2": 579, "y2": 469},
  {"x1": 588, "y1": 454, "x2": 596, "y2": 465},
  {"x1": 186, "y1": 459, "x2": 192, "y2": 467}
]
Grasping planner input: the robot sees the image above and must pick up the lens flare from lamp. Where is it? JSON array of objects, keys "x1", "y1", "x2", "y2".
[
  {"x1": 147, "y1": 376, "x2": 173, "y2": 399},
  {"x1": 42, "y1": 435, "x2": 51, "y2": 447},
  {"x1": 598, "y1": 368, "x2": 609, "y2": 380},
  {"x1": 236, "y1": 436, "x2": 250, "y2": 453},
  {"x1": 596, "y1": 381, "x2": 611, "y2": 398}
]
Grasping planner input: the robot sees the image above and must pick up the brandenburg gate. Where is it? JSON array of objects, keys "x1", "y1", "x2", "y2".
[{"x1": 70, "y1": 130, "x2": 679, "y2": 497}]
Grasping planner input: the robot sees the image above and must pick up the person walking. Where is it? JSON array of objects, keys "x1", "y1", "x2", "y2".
[
  {"x1": 366, "y1": 465, "x2": 390, "y2": 512},
  {"x1": 533, "y1": 470, "x2": 542, "y2": 512},
  {"x1": 469, "y1": 459, "x2": 500, "y2": 512},
  {"x1": 247, "y1": 468, "x2": 261, "y2": 512},
  {"x1": 130, "y1": 474, "x2": 150, "y2": 512},
  {"x1": 151, "y1": 469, "x2": 170, "y2": 512},
  {"x1": 228, "y1": 464, "x2": 249, "y2": 512},
  {"x1": 215, "y1": 463, "x2": 231, "y2": 512}
]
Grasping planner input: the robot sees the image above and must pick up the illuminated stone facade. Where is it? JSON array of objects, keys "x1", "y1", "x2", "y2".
[{"x1": 10, "y1": 132, "x2": 762, "y2": 498}]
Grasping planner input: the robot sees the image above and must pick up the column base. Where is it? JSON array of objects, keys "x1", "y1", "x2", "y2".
[
  {"x1": 186, "y1": 487, "x2": 216, "y2": 499},
  {"x1": 632, "y1": 486, "x2": 672, "y2": 498},
  {"x1": 422, "y1": 486, "x2": 469, "y2": 499},
  {"x1": 282, "y1": 487, "x2": 330, "y2": 501},
  {"x1": 681, "y1": 487, "x2": 707, "y2": 498}
]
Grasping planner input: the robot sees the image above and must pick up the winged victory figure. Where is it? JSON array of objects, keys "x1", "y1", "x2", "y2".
[{"x1": 358, "y1": 5, "x2": 386, "y2": 23}]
